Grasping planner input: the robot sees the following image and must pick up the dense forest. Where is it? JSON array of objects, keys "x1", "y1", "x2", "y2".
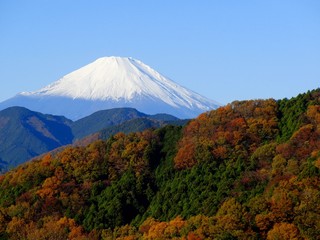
[{"x1": 0, "y1": 89, "x2": 319, "y2": 239}]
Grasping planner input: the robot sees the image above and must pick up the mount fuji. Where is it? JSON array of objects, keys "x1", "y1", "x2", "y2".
[{"x1": 0, "y1": 57, "x2": 220, "y2": 120}]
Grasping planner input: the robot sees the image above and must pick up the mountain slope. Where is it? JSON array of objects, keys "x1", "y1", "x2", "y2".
[
  {"x1": 98, "y1": 115, "x2": 188, "y2": 141},
  {"x1": 0, "y1": 89, "x2": 319, "y2": 239},
  {"x1": 0, "y1": 107, "x2": 73, "y2": 170},
  {"x1": 0, "y1": 57, "x2": 220, "y2": 120},
  {"x1": 72, "y1": 107, "x2": 182, "y2": 140},
  {"x1": 0, "y1": 107, "x2": 184, "y2": 171},
  {"x1": 71, "y1": 108, "x2": 148, "y2": 140}
]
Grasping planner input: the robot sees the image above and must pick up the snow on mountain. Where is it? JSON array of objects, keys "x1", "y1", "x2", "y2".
[{"x1": 0, "y1": 57, "x2": 220, "y2": 120}]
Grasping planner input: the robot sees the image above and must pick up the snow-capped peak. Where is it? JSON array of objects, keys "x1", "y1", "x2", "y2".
[
  {"x1": 1, "y1": 56, "x2": 220, "y2": 119},
  {"x1": 21, "y1": 56, "x2": 219, "y2": 110}
]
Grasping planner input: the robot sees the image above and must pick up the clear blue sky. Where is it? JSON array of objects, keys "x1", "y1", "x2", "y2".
[{"x1": 1, "y1": 1, "x2": 319, "y2": 104}]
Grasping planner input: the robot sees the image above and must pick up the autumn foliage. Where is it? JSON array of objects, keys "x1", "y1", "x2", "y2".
[
  {"x1": 0, "y1": 89, "x2": 320, "y2": 239},
  {"x1": 174, "y1": 99, "x2": 279, "y2": 169}
]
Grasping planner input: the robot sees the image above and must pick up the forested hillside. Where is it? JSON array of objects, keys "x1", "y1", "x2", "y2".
[
  {"x1": 0, "y1": 107, "x2": 73, "y2": 170},
  {"x1": 0, "y1": 89, "x2": 319, "y2": 239},
  {"x1": 0, "y1": 107, "x2": 183, "y2": 172}
]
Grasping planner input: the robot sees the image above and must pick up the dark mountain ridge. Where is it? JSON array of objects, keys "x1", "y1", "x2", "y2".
[
  {"x1": 0, "y1": 106, "x2": 184, "y2": 171},
  {"x1": 0, "y1": 106, "x2": 73, "y2": 168},
  {"x1": 71, "y1": 107, "x2": 147, "y2": 140}
]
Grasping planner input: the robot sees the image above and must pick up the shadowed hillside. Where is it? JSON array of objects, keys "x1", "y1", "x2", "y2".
[{"x1": 0, "y1": 107, "x2": 184, "y2": 172}]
